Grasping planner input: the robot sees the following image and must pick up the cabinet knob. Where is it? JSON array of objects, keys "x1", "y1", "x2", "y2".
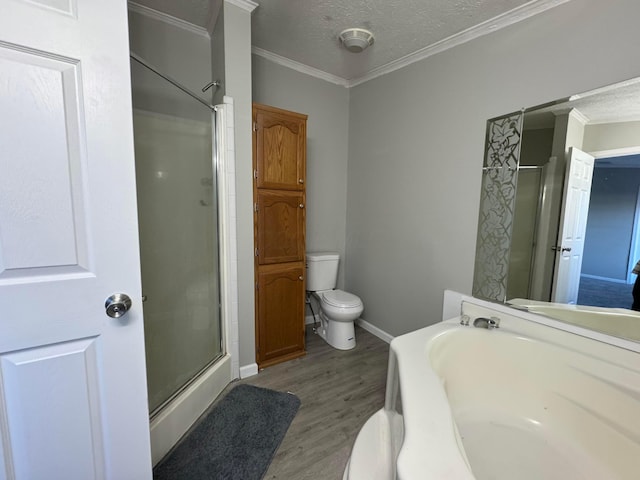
[
  {"x1": 298, "y1": 178, "x2": 304, "y2": 184},
  {"x1": 299, "y1": 276, "x2": 303, "y2": 281},
  {"x1": 299, "y1": 204, "x2": 304, "y2": 209}
]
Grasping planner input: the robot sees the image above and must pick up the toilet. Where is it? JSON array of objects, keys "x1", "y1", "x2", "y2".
[{"x1": 306, "y1": 252, "x2": 364, "y2": 350}]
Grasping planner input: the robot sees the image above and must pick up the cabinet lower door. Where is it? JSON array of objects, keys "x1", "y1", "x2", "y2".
[{"x1": 256, "y1": 263, "x2": 306, "y2": 368}]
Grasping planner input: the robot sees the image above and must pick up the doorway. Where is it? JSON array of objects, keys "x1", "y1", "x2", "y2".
[{"x1": 578, "y1": 153, "x2": 640, "y2": 308}]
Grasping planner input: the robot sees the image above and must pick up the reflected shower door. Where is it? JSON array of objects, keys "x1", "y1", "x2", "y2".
[{"x1": 130, "y1": 60, "x2": 222, "y2": 414}]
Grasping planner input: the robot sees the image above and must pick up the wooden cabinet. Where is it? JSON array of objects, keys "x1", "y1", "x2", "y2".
[
  {"x1": 253, "y1": 103, "x2": 307, "y2": 369},
  {"x1": 256, "y1": 264, "x2": 305, "y2": 366},
  {"x1": 253, "y1": 104, "x2": 306, "y2": 190},
  {"x1": 256, "y1": 190, "x2": 305, "y2": 265}
]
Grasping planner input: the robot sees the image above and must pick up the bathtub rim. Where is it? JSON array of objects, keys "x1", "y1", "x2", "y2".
[
  {"x1": 391, "y1": 323, "x2": 476, "y2": 479},
  {"x1": 443, "y1": 290, "x2": 640, "y2": 355}
]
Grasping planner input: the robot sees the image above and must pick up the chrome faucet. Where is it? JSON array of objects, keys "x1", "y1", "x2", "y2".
[{"x1": 473, "y1": 316, "x2": 500, "y2": 329}]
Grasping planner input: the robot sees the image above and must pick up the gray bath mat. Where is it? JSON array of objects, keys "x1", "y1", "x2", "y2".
[{"x1": 153, "y1": 384, "x2": 301, "y2": 480}]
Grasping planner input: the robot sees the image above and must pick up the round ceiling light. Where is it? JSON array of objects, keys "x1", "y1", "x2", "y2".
[{"x1": 339, "y1": 28, "x2": 374, "y2": 53}]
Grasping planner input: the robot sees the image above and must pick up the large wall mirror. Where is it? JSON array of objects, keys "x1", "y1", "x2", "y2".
[{"x1": 473, "y1": 76, "x2": 640, "y2": 344}]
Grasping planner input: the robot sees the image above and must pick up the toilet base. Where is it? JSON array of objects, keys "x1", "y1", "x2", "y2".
[{"x1": 318, "y1": 312, "x2": 356, "y2": 350}]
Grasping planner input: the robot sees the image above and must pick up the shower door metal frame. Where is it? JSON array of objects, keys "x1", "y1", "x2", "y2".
[{"x1": 130, "y1": 53, "x2": 226, "y2": 418}]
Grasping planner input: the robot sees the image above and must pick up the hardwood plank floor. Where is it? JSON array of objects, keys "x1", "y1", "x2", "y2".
[{"x1": 237, "y1": 325, "x2": 390, "y2": 479}]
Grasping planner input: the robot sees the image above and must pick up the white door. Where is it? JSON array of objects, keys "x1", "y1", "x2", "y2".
[
  {"x1": 0, "y1": 0, "x2": 152, "y2": 479},
  {"x1": 551, "y1": 147, "x2": 595, "y2": 304}
]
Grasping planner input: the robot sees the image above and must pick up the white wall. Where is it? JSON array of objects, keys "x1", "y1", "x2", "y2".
[
  {"x1": 583, "y1": 121, "x2": 640, "y2": 153},
  {"x1": 252, "y1": 55, "x2": 350, "y2": 288},
  {"x1": 346, "y1": 0, "x2": 640, "y2": 336}
]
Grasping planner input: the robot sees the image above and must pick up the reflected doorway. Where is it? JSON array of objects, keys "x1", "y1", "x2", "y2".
[{"x1": 579, "y1": 153, "x2": 640, "y2": 309}]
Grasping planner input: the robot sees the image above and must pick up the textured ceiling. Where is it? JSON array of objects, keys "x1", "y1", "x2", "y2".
[
  {"x1": 526, "y1": 79, "x2": 640, "y2": 128},
  {"x1": 567, "y1": 79, "x2": 640, "y2": 124},
  {"x1": 135, "y1": 0, "x2": 541, "y2": 81},
  {"x1": 250, "y1": 0, "x2": 533, "y2": 80}
]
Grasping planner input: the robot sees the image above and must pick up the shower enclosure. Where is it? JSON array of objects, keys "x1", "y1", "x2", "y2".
[{"x1": 129, "y1": 57, "x2": 223, "y2": 415}]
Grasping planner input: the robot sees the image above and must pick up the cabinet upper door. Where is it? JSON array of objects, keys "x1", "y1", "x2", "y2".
[{"x1": 253, "y1": 104, "x2": 307, "y2": 191}]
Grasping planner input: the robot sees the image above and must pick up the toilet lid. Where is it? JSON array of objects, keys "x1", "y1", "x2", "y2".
[{"x1": 322, "y1": 289, "x2": 362, "y2": 308}]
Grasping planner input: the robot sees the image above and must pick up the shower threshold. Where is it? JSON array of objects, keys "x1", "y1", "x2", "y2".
[{"x1": 148, "y1": 353, "x2": 231, "y2": 465}]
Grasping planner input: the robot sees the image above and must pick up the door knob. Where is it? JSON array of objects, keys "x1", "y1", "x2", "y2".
[{"x1": 105, "y1": 293, "x2": 133, "y2": 318}]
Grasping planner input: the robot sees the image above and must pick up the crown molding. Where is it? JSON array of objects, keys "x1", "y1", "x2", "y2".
[
  {"x1": 569, "y1": 108, "x2": 590, "y2": 125},
  {"x1": 224, "y1": 0, "x2": 258, "y2": 13},
  {"x1": 348, "y1": 0, "x2": 572, "y2": 87},
  {"x1": 590, "y1": 146, "x2": 640, "y2": 160},
  {"x1": 252, "y1": 47, "x2": 350, "y2": 88},
  {"x1": 128, "y1": 2, "x2": 210, "y2": 38}
]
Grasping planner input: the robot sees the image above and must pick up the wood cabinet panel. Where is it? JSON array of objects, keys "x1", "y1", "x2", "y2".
[
  {"x1": 256, "y1": 263, "x2": 305, "y2": 367},
  {"x1": 254, "y1": 104, "x2": 306, "y2": 191},
  {"x1": 256, "y1": 190, "x2": 305, "y2": 265}
]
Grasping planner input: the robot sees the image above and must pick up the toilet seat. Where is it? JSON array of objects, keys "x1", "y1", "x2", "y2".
[{"x1": 322, "y1": 289, "x2": 362, "y2": 309}]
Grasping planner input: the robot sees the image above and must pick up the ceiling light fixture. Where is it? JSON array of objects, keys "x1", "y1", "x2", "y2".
[{"x1": 339, "y1": 28, "x2": 374, "y2": 53}]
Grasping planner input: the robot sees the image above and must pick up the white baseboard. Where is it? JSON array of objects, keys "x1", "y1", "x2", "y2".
[
  {"x1": 580, "y1": 273, "x2": 628, "y2": 284},
  {"x1": 356, "y1": 318, "x2": 394, "y2": 344},
  {"x1": 239, "y1": 363, "x2": 258, "y2": 379}
]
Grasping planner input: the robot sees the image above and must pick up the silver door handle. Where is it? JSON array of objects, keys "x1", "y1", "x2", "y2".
[{"x1": 105, "y1": 293, "x2": 132, "y2": 318}]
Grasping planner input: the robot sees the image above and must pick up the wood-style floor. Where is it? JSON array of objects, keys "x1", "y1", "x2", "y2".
[{"x1": 236, "y1": 325, "x2": 390, "y2": 479}]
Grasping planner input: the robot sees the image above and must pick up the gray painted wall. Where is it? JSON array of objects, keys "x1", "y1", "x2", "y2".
[
  {"x1": 128, "y1": 10, "x2": 212, "y2": 100},
  {"x1": 520, "y1": 128, "x2": 554, "y2": 166},
  {"x1": 223, "y1": 2, "x2": 255, "y2": 367},
  {"x1": 583, "y1": 167, "x2": 640, "y2": 280},
  {"x1": 210, "y1": 9, "x2": 226, "y2": 106},
  {"x1": 346, "y1": 0, "x2": 640, "y2": 336},
  {"x1": 251, "y1": 55, "x2": 350, "y2": 289}
]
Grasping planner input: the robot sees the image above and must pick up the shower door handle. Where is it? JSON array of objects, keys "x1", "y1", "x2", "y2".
[{"x1": 105, "y1": 293, "x2": 133, "y2": 319}]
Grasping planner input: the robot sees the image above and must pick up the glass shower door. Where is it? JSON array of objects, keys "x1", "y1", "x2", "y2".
[{"x1": 130, "y1": 59, "x2": 222, "y2": 414}]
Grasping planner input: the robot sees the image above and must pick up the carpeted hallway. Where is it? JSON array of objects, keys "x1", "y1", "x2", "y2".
[{"x1": 577, "y1": 276, "x2": 634, "y2": 309}]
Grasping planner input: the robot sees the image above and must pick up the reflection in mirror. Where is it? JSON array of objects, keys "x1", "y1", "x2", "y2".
[{"x1": 473, "y1": 77, "x2": 640, "y2": 344}]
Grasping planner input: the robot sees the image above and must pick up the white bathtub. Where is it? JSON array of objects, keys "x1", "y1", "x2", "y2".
[{"x1": 345, "y1": 296, "x2": 640, "y2": 479}]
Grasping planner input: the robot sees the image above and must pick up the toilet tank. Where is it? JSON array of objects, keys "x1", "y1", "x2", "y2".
[{"x1": 306, "y1": 252, "x2": 339, "y2": 291}]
